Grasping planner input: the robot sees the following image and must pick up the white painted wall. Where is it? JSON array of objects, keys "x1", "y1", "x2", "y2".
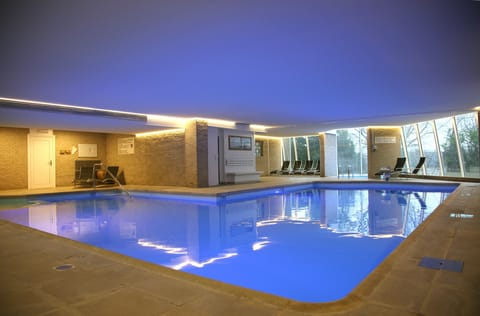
[
  {"x1": 217, "y1": 128, "x2": 256, "y2": 184},
  {"x1": 323, "y1": 132, "x2": 338, "y2": 177}
]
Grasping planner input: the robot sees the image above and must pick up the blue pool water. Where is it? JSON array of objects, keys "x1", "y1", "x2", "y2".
[{"x1": 0, "y1": 183, "x2": 456, "y2": 302}]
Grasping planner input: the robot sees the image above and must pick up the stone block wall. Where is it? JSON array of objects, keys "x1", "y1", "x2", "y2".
[
  {"x1": 0, "y1": 127, "x2": 189, "y2": 189},
  {"x1": 195, "y1": 122, "x2": 209, "y2": 187},
  {"x1": 1, "y1": 124, "x2": 282, "y2": 190},
  {"x1": 106, "y1": 130, "x2": 186, "y2": 186},
  {"x1": 184, "y1": 120, "x2": 209, "y2": 188},
  {"x1": 55, "y1": 131, "x2": 107, "y2": 186},
  {"x1": 0, "y1": 127, "x2": 28, "y2": 190}
]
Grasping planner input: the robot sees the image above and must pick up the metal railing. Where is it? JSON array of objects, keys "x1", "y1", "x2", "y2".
[{"x1": 93, "y1": 163, "x2": 131, "y2": 198}]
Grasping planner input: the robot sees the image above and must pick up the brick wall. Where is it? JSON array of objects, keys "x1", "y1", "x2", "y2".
[
  {"x1": 0, "y1": 127, "x2": 28, "y2": 190},
  {"x1": 195, "y1": 122, "x2": 209, "y2": 187},
  {"x1": 106, "y1": 131, "x2": 186, "y2": 186},
  {"x1": 184, "y1": 120, "x2": 209, "y2": 187},
  {"x1": 55, "y1": 130, "x2": 107, "y2": 186},
  {"x1": 1, "y1": 125, "x2": 277, "y2": 190},
  {"x1": 0, "y1": 127, "x2": 192, "y2": 189}
]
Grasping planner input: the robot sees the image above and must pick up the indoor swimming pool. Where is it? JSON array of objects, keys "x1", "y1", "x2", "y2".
[{"x1": 0, "y1": 182, "x2": 457, "y2": 302}]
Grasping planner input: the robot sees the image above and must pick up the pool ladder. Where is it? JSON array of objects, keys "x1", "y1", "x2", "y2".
[{"x1": 93, "y1": 163, "x2": 131, "y2": 198}]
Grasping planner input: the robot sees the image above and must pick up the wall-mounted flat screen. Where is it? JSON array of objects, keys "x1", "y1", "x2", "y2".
[{"x1": 229, "y1": 136, "x2": 252, "y2": 150}]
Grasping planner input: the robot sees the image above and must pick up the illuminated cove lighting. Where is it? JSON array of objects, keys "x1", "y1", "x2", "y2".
[
  {"x1": 146, "y1": 114, "x2": 186, "y2": 128},
  {"x1": 255, "y1": 135, "x2": 282, "y2": 140},
  {"x1": 193, "y1": 117, "x2": 236, "y2": 128},
  {"x1": 367, "y1": 125, "x2": 401, "y2": 129},
  {"x1": 249, "y1": 124, "x2": 269, "y2": 133},
  {"x1": 0, "y1": 97, "x2": 146, "y2": 120},
  {"x1": 135, "y1": 128, "x2": 185, "y2": 137},
  {"x1": 1, "y1": 96, "x2": 272, "y2": 134}
]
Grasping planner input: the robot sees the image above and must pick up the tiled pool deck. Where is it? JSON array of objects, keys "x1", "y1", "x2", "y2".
[{"x1": 1, "y1": 176, "x2": 479, "y2": 315}]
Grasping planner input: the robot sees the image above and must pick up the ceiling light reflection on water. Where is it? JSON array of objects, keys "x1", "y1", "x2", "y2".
[{"x1": 0, "y1": 185, "x2": 454, "y2": 302}]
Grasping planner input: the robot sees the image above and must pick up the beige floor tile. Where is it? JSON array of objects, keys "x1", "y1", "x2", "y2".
[
  {"x1": 0, "y1": 179, "x2": 478, "y2": 315},
  {"x1": 365, "y1": 274, "x2": 431, "y2": 311},
  {"x1": 421, "y1": 285, "x2": 480, "y2": 316},
  {"x1": 75, "y1": 288, "x2": 174, "y2": 316},
  {"x1": 0, "y1": 289, "x2": 58, "y2": 316}
]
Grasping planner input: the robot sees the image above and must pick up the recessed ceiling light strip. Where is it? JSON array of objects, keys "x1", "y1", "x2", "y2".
[{"x1": 0, "y1": 97, "x2": 147, "y2": 122}]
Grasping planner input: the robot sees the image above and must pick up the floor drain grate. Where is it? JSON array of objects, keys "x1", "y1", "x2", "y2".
[
  {"x1": 419, "y1": 257, "x2": 463, "y2": 272},
  {"x1": 53, "y1": 264, "x2": 75, "y2": 271}
]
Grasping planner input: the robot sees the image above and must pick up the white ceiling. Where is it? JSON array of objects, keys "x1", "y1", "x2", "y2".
[{"x1": 1, "y1": 1, "x2": 479, "y2": 137}]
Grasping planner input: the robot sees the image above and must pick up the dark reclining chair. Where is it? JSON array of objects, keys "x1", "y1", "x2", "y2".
[{"x1": 375, "y1": 157, "x2": 406, "y2": 177}]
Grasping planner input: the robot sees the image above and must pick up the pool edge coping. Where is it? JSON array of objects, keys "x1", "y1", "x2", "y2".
[{"x1": 0, "y1": 178, "x2": 471, "y2": 314}]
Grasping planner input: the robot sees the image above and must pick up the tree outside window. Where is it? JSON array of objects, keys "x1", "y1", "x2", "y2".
[
  {"x1": 455, "y1": 113, "x2": 479, "y2": 177},
  {"x1": 336, "y1": 128, "x2": 367, "y2": 176},
  {"x1": 436, "y1": 117, "x2": 461, "y2": 176}
]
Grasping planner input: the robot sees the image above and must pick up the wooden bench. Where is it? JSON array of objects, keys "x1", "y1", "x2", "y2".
[{"x1": 225, "y1": 171, "x2": 262, "y2": 184}]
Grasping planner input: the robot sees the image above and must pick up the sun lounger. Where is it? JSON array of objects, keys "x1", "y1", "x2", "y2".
[{"x1": 375, "y1": 157, "x2": 406, "y2": 178}]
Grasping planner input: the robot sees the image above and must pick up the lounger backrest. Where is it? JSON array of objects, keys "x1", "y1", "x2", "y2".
[
  {"x1": 293, "y1": 160, "x2": 302, "y2": 169},
  {"x1": 106, "y1": 166, "x2": 119, "y2": 178},
  {"x1": 393, "y1": 157, "x2": 406, "y2": 172},
  {"x1": 79, "y1": 166, "x2": 94, "y2": 180},
  {"x1": 304, "y1": 160, "x2": 313, "y2": 170},
  {"x1": 412, "y1": 157, "x2": 426, "y2": 174}
]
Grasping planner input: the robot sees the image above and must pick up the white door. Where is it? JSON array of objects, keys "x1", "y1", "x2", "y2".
[{"x1": 28, "y1": 134, "x2": 56, "y2": 189}]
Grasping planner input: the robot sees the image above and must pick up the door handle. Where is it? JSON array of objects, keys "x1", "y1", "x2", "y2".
[{"x1": 49, "y1": 160, "x2": 53, "y2": 166}]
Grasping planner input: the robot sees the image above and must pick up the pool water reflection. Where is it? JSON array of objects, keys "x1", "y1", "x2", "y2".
[{"x1": 0, "y1": 184, "x2": 454, "y2": 302}]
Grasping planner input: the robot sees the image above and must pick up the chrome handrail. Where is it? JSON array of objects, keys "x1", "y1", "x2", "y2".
[{"x1": 93, "y1": 163, "x2": 131, "y2": 198}]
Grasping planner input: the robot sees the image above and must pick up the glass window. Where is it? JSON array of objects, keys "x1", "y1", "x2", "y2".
[
  {"x1": 281, "y1": 138, "x2": 291, "y2": 162},
  {"x1": 282, "y1": 137, "x2": 296, "y2": 164},
  {"x1": 337, "y1": 130, "x2": 355, "y2": 175},
  {"x1": 336, "y1": 128, "x2": 368, "y2": 176},
  {"x1": 436, "y1": 117, "x2": 461, "y2": 176},
  {"x1": 455, "y1": 113, "x2": 480, "y2": 177},
  {"x1": 295, "y1": 137, "x2": 308, "y2": 161},
  {"x1": 282, "y1": 135, "x2": 321, "y2": 168},
  {"x1": 356, "y1": 128, "x2": 368, "y2": 176},
  {"x1": 402, "y1": 124, "x2": 420, "y2": 171},
  {"x1": 307, "y1": 136, "x2": 320, "y2": 161},
  {"x1": 277, "y1": 112, "x2": 478, "y2": 179},
  {"x1": 417, "y1": 121, "x2": 440, "y2": 175},
  {"x1": 255, "y1": 140, "x2": 264, "y2": 157},
  {"x1": 400, "y1": 133, "x2": 407, "y2": 159}
]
